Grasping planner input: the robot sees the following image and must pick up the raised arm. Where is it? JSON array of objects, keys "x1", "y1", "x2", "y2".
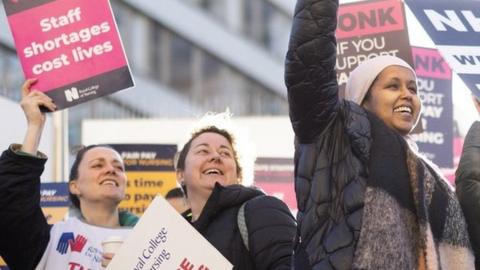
[
  {"x1": 285, "y1": 0, "x2": 340, "y2": 143},
  {"x1": 0, "y1": 79, "x2": 56, "y2": 269},
  {"x1": 20, "y1": 79, "x2": 56, "y2": 154}
]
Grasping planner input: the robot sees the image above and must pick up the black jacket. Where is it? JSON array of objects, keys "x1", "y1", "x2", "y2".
[
  {"x1": 0, "y1": 146, "x2": 51, "y2": 270},
  {"x1": 191, "y1": 183, "x2": 296, "y2": 270},
  {"x1": 456, "y1": 121, "x2": 480, "y2": 269},
  {"x1": 285, "y1": 0, "x2": 370, "y2": 268}
]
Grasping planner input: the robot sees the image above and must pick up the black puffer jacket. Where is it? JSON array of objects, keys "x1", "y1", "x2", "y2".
[
  {"x1": 285, "y1": 0, "x2": 370, "y2": 268},
  {"x1": 190, "y1": 183, "x2": 296, "y2": 270},
  {"x1": 456, "y1": 121, "x2": 480, "y2": 269},
  {"x1": 0, "y1": 146, "x2": 51, "y2": 270}
]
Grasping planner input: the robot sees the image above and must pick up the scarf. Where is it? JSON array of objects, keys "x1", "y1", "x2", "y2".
[{"x1": 352, "y1": 113, "x2": 474, "y2": 269}]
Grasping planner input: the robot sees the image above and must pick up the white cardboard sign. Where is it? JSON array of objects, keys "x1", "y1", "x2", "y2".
[{"x1": 107, "y1": 196, "x2": 233, "y2": 270}]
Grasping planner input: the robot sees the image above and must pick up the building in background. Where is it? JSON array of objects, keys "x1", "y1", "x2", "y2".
[
  {"x1": 0, "y1": 0, "x2": 294, "y2": 149},
  {"x1": 1, "y1": 0, "x2": 476, "y2": 180}
]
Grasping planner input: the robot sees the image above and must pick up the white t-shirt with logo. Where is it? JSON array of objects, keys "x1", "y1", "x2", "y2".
[{"x1": 35, "y1": 217, "x2": 131, "y2": 270}]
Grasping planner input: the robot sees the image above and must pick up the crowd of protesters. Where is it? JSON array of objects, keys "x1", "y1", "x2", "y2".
[{"x1": 1, "y1": 0, "x2": 480, "y2": 269}]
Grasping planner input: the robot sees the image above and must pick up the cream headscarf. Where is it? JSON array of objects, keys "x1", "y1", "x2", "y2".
[
  {"x1": 344, "y1": 55, "x2": 417, "y2": 105},
  {"x1": 344, "y1": 56, "x2": 441, "y2": 183}
]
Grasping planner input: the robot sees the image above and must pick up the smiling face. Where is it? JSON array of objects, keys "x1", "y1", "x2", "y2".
[
  {"x1": 362, "y1": 65, "x2": 421, "y2": 136},
  {"x1": 69, "y1": 147, "x2": 127, "y2": 208},
  {"x1": 177, "y1": 132, "x2": 239, "y2": 200}
]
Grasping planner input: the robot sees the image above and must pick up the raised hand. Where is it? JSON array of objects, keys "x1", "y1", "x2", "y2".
[
  {"x1": 19, "y1": 79, "x2": 56, "y2": 154},
  {"x1": 20, "y1": 79, "x2": 56, "y2": 127}
]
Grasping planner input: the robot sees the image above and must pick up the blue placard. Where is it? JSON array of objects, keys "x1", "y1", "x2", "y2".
[
  {"x1": 40, "y1": 182, "x2": 69, "y2": 207},
  {"x1": 406, "y1": 0, "x2": 480, "y2": 46},
  {"x1": 411, "y1": 47, "x2": 453, "y2": 168},
  {"x1": 406, "y1": 0, "x2": 480, "y2": 98}
]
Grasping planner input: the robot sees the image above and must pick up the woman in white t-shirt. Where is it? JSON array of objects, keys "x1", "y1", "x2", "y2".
[{"x1": 0, "y1": 79, "x2": 138, "y2": 270}]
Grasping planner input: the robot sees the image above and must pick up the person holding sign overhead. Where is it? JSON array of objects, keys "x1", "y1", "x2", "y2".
[
  {"x1": 175, "y1": 112, "x2": 296, "y2": 269},
  {"x1": 285, "y1": 0, "x2": 474, "y2": 269},
  {"x1": 0, "y1": 79, "x2": 138, "y2": 270}
]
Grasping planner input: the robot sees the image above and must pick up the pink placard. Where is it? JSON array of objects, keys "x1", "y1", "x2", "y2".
[
  {"x1": 413, "y1": 47, "x2": 452, "y2": 80},
  {"x1": 337, "y1": 0, "x2": 405, "y2": 39},
  {"x1": 5, "y1": 0, "x2": 134, "y2": 109}
]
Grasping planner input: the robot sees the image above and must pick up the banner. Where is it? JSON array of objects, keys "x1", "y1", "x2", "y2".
[
  {"x1": 110, "y1": 144, "x2": 178, "y2": 216},
  {"x1": 107, "y1": 196, "x2": 233, "y2": 270},
  {"x1": 410, "y1": 47, "x2": 453, "y2": 168},
  {"x1": 406, "y1": 0, "x2": 480, "y2": 98},
  {"x1": 254, "y1": 157, "x2": 296, "y2": 212},
  {"x1": 2, "y1": 0, "x2": 134, "y2": 110},
  {"x1": 336, "y1": 0, "x2": 413, "y2": 95},
  {"x1": 40, "y1": 182, "x2": 70, "y2": 224}
]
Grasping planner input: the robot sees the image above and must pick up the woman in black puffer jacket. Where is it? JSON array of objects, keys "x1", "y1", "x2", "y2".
[
  {"x1": 285, "y1": 0, "x2": 473, "y2": 269},
  {"x1": 175, "y1": 114, "x2": 296, "y2": 270}
]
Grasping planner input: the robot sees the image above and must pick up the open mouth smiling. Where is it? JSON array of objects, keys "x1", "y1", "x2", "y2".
[
  {"x1": 100, "y1": 179, "x2": 119, "y2": 187},
  {"x1": 393, "y1": 105, "x2": 412, "y2": 115},
  {"x1": 203, "y1": 168, "x2": 223, "y2": 175}
]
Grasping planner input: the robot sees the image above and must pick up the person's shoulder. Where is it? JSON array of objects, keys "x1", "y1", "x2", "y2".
[
  {"x1": 244, "y1": 195, "x2": 296, "y2": 234},
  {"x1": 246, "y1": 195, "x2": 292, "y2": 217},
  {"x1": 464, "y1": 121, "x2": 480, "y2": 146}
]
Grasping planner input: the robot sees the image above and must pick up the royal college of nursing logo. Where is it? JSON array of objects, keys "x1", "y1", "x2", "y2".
[
  {"x1": 56, "y1": 232, "x2": 88, "y2": 255},
  {"x1": 64, "y1": 87, "x2": 79, "y2": 102}
]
